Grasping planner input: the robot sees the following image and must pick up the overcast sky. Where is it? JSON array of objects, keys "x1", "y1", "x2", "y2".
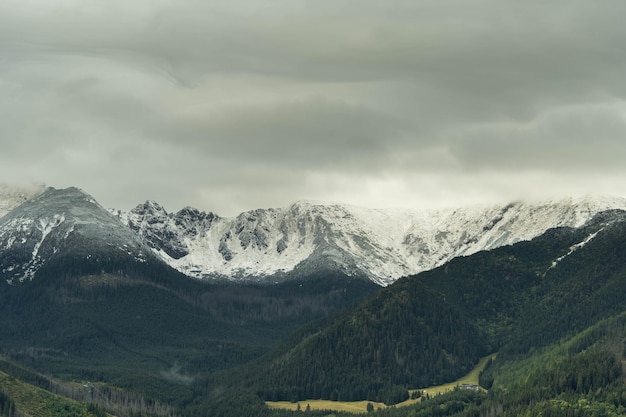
[{"x1": 1, "y1": 0, "x2": 626, "y2": 216}]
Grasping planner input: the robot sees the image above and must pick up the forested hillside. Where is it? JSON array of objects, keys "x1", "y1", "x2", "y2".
[
  {"x1": 0, "y1": 253, "x2": 377, "y2": 414},
  {"x1": 254, "y1": 279, "x2": 487, "y2": 404}
]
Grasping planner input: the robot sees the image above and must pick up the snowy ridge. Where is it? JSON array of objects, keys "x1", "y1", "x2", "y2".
[
  {"x1": 115, "y1": 195, "x2": 626, "y2": 286},
  {"x1": 2, "y1": 186, "x2": 625, "y2": 286}
]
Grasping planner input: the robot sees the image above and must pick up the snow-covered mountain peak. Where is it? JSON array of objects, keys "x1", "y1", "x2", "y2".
[
  {"x1": 0, "y1": 187, "x2": 151, "y2": 284},
  {"x1": 130, "y1": 200, "x2": 162, "y2": 218},
  {"x1": 35, "y1": 186, "x2": 101, "y2": 208},
  {"x1": 288, "y1": 200, "x2": 334, "y2": 210}
]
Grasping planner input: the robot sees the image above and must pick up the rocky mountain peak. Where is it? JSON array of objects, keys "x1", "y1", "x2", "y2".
[
  {"x1": 173, "y1": 207, "x2": 218, "y2": 230},
  {"x1": 130, "y1": 200, "x2": 168, "y2": 218}
]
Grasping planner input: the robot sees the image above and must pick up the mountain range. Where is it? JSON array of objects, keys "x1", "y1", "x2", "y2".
[
  {"x1": 3, "y1": 184, "x2": 626, "y2": 417},
  {"x1": 2, "y1": 184, "x2": 626, "y2": 286}
]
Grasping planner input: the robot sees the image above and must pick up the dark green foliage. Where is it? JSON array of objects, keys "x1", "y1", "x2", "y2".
[
  {"x1": 478, "y1": 357, "x2": 493, "y2": 389},
  {"x1": 0, "y1": 358, "x2": 53, "y2": 391},
  {"x1": 312, "y1": 343, "x2": 625, "y2": 417},
  {"x1": 0, "y1": 250, "x2": 377, "y2": 414},
  {"x1": 185, "y1": 390, "x2": 270, "y2": 417},
  {"x1": 0, "y1": 389, "x2": 17, "y2": 417},
  {"x1": 254, "y1": 279, "x2": 487, "y2": 403},
  {"x1": 503, "y1": 349, "x2": 622, "y2": 407},
  {"x1": 481, "y1": 347, "x2": 626, "y2": 417},
  {"x1": 360, "y1": 389, "x2": 487, "y2": 417}
]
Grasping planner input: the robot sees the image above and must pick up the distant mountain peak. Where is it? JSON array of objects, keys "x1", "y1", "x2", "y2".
[{"x1": 36, "y1": 185, "x2": 97, "y2": 202}]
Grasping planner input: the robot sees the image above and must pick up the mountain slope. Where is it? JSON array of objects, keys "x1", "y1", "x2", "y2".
[
  {"x1": 117, "y1": 196, "x2": 626, "y2": 285},
  {"x1": 243, "y1": 209, "x2": 626, "y2": 404},
  {"x1": 0, "y1": 187, "x2": 156, "y2": 284},
  {"x1": 255, "y1": 279, "x2": 488, "y2": 403}
]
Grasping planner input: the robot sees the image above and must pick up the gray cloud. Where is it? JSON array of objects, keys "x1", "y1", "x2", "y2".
[
  {"x1": 2, "y1": 1, "x2": 626, "y2": 215},
  {"x1": 170, "y1": 97, "x2": 414, "y2": 169},
  {"x1": 451, "y1": 102, "x2": 626, "y2": 171}
]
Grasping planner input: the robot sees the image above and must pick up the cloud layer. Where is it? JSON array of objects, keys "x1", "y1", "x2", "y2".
[{"x1": 2, "y1": 1, "x2": 626, "y2": 215}]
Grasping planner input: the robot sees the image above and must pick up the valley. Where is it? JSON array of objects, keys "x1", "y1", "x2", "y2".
[{"x1": 2, "y1": 187, "x2": 626, "y2": 416}]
